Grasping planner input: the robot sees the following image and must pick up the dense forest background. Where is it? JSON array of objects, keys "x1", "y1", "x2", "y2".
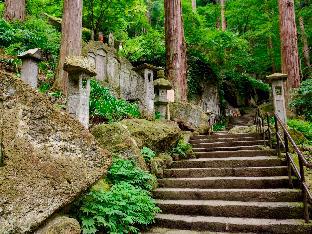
[{"x1": 0, "y1": 0, "x2": 311, "y2": 115}]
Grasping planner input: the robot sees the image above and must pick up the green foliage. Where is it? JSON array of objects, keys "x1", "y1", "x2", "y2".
[
  {"x1": 121, "y1": 29, "x2": 165, "y2": 65},
  {"x1": 78, "y1": 158, "x2": 160, "y2": 233},
  {"x1": 89, "y1": 80, "x2": 141, "y2": 123},
  {"x1": 0, "y1": 17, "x2": 60, "y2": 61},
  {"x1": 141, "y1": 147, "x2": 156, "y2": 163},
  {"x1": 79, "y1": 182, "x2": 160, "y2": 234},
  {"x1": 290, "y1": 79, "x2": 312, "y2": 122},
  {"x1": 288, "y1": 119, "x2": 312, "y2": 144},
  {"x1": 172, "y1": 139, "x2": 193, "y2": 159},
  {"x1": 213, "y1": 121, "x2": 226, "y2": 132},
  {"x1": 107, "y1": 157, "x2": 156, "y2": 191}
]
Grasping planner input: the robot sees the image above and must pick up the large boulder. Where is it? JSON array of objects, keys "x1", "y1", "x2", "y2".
[
  {"x1": 91, "y1": 119, "x2": 181, "y2": 169},
  {"x1": 169, "y1": 102, "x2": 209, "y2": 134},
  {"x1": 91, "y1": 122, "x2": 147, "y2": 169},
  {"x1": 120, "y1": 119, "x2": 181, "y2": 153},
  {"x1": 0, "y1": 71, "x2": 111, "y2": 233}
]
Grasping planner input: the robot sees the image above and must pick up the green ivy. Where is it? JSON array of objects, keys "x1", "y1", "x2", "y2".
[{"x1": 172, "y1": 139, "x2": 194, "y2": 159}]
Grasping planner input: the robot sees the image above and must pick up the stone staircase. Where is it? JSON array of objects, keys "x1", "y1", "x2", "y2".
[{"x1": 150, "y1": 132, "x2": 312, "y2": 233}]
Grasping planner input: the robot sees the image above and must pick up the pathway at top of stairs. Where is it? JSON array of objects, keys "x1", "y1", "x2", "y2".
[{"x1": 146, "y1": 131, "x2": 312, "y2": 233}]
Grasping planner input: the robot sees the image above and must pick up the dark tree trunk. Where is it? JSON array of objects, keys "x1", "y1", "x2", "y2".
[
  {"x1": 164, "y1": 0, "x2": 188, "y2": 102},
  {"x1": 299, "y1": 16, "x2": 310, "y2": 68},
  {"x1": 192, "y1": 0, "x2": 196, "y2": 11},
  {"x1": 220, "y1": 0, "x2": 226, "y2": 31},
  {"x1": 268, "y1": 36, "x2": 276, "y2": 73},
  {"x1": 54, "y1": 0, "x2": 83, "y2": 95},
  {"x1": 4, "y1": 0, "x2": 26, "y2": 21},
  {"x1": 278, "y1": 0, "x2": 300, "y2": 89}
]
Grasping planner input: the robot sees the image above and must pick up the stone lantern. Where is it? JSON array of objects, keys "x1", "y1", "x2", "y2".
[
  {"x1": 134, "y1": 63, "x2": 159, "y2": 118},
  {"x1": 18, "y1": 48, "x2": 43, "y2": 88},
  {"x1": 154, "y1": 70, "x2": 172, "y2": 120},
  {"x1": 266, "y1": 73, "x2": 288, "y2": 123},
  {"x1": 64, "y1": 56, "x2": 97, "y2": 129}
]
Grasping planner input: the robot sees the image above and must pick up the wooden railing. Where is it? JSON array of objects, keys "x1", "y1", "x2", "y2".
[{"x1": 255, "y1": 109, "x2": 312, "y2": 222}]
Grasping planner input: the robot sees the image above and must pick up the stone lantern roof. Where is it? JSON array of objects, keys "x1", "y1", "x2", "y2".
[
  {"x1": 64, "y1": 56, "x2": 97, "y2": 77},
  {"x1": 18, "y1": 48, "x2": 43, "y2": 61},
  {"x1": 154, "y1": 70, "x2": 172, "y2": 89},
  {"x1": 266, "y1": 73, "x2": 288, "y2": 83}
]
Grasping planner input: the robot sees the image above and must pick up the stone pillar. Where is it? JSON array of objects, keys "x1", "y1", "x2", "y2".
[
  {"x1": 267, "y1": 73, "x2": 288, "y2": 123},
  {"x1": 95, "y1": 49, "x2": 107, "y2": 81},
  {"x1": 134, "y1": 63, "x2": 159, "y2": 118},
  {"x1": 64, "y1": 56, "x2": 96, "y2": 128},
  {"x1": 154, "y1": 70, "x2": 172, "y2": 120},
  {"x1": 18, "y1": 48, "x2": 43, "y2": 88}
]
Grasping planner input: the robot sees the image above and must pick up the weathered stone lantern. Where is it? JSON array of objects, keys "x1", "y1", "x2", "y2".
[
  {"x1": 266, "y1": 73, "x2": 288, "y2": 123},
  {"x1": 18, "y1": 48, "x2": 43, "y2": 88},
  {"x1": 64, "y1": 56, "x2": 96, "y2": 129},
  {"x1": 154, "y1": 70, "x2": 172, "y2": 120},
  {"x1": 134, "y1": 63, "x2": 159, "y2": 118}
]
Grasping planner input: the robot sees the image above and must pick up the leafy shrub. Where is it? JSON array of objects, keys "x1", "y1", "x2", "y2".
[
  {"x1": 213, "y1": 121, "x2": 226, "y2": 131},
  {"x1": 0, "y1": 17, "x2": 60, "y2": 60},
  {"x1": 141, "y1": 147, "x2": 156, "y2": 163},
  {"x1": 79, "y1": 182, "x2": 160, "y2": 234},
  {"x1": 107, "y1": 157, "x2": 156, "y2": 191},
  {"x1": 290, "y1": 79, "x2": 312, "y2": 121},
  {"x1": 172, "y1": 139, "x2": 194, "y2": 159},
  {"x1": 89, "y1": 80, "x2": 141, "y2": 123},
  {"x1": 288, "y1": 119, "x2": 312, "y2": 144}
]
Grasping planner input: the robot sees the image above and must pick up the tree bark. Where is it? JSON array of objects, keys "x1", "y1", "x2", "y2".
[
  {"x1": 54, "y1": 0, "x2": 83, "y2": 95},
  {"x1": 164, "y1": 0, "x2": 188, "y2": 102},
  {"x1": 268, "y1": 36, "x2": 276, "y2": 73},
  {"x1": 278, "y1": 0, "x2": 300, "y2": 89},
  {"x1": 192, "y1": 0, "x2": 196, "y2": 11},
  {"x1": 220, "y1": 0, "x2": 226, "y2": 31},
  {"x1": 299, "y1": 16, "x2": 310, "y2": 68},
  {"x1": 4, "y1": 0, "x2": 26, "y2": 21}
]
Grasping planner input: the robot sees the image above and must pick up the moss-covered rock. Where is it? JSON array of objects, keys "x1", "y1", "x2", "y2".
[
  {"x1": 35, "y1": 216, "x2": 81, "y2": 234},
  {"x1": 169, "y1": 102, "x2": 209, "y2": 134},
  {"x1": 91, "y1": 122, "x2": 147, "y2": 169},
  {"x1": 120, "y1": 119, "x2": 181, "y2": 152},
  {"x1": 0, "y1": 71, "x2": 110, "y2": 233},
  {"x1": 150, "y1": 157, "x2": 165, "y2": 178}
]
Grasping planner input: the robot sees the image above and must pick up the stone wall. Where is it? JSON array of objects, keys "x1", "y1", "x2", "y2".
[
  {"x1": 83, "y1": 41, "x2": 157, "y2": 117},
  {"x1": 0, "y1": 71, "x2": 111, "y2": 233}
]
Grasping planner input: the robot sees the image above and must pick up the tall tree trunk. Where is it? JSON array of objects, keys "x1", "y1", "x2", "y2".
[
  {"x1": 299, "y1": 16, "x2": 310, "y2": 68},
  {"x1": 268, "y1": 36, "x2": 276, "y2": 73},
  {"x1": 54, "y1": 0, "x2": 83, "y2": 95},
  {"x1": 192, "y1": 0, "x2": 196, "y2": 11},
  {"x1": 164, "y1": 0, "x2": 188, "y2": 102},
  {"x1": 278, "y1": 0, "x2": 300, "y2": 89},
  {"x1": 4, "y1": 0, "x2": 26, "y2": 21},
  {"x1": 220, "y1": 0, "x2": 226, "y2": 31}
]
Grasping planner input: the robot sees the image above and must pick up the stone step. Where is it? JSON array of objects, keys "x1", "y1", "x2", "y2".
[
  {"x1": 191, "y1": 133, "x2": 261, "y2": 140},
  {"x1": 190, "y1": 137, "x2": 261, "y2": 144},
  {"x1": 157, "y1": 200, "x2": 304, "y2": 219},
  {"x1": 191, "y1": 140, "x2": 267, "y2": 148},
  {"x1": 195, "y1": 149, "x2": 276, "y2": 158},
  {"x1": 193, "y1": 145, "x2": 263, "y2": 152},
  {"x1": 158, "y1": 176, "x2": 295, "y2": 189},
  {"x1": 154, "y1": 188, "x2": 302, "y2": 202},
  {"x1": 155, "y1": 214, "x2": 312, "y2": 233},
  {"x1": 164, "y1": 166, "x2": 288, "y2": 178},
  {"x1": 144, "y1": 227, "x2": 251, "y2": 234},
  {"x1": 171, "y1": 157, "x2": 285, "y2": 168}
]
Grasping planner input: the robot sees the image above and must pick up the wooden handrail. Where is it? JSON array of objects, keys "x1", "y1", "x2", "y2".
[{"x1": 255, "y1": 108, "x2": 312, "y2": 223}]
